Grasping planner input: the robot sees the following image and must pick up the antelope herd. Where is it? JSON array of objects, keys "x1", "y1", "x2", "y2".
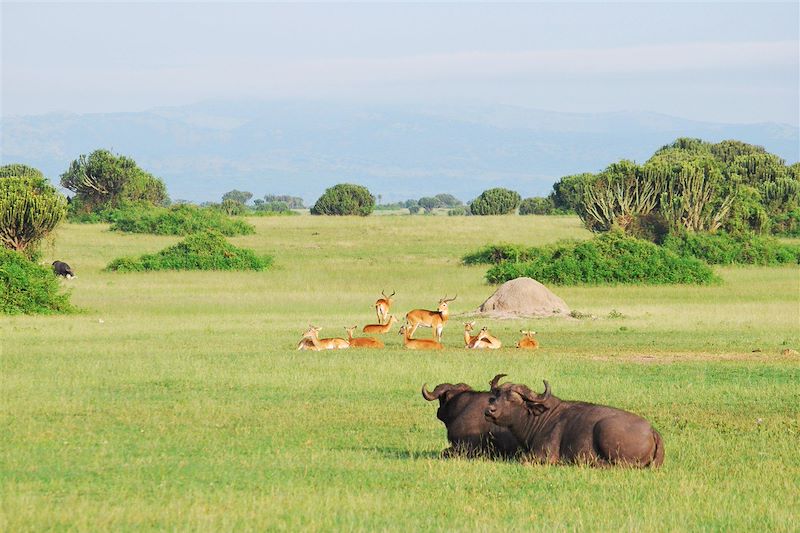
[{"x1": 296, "y1": 291, "x2": 540, "y2": 351}]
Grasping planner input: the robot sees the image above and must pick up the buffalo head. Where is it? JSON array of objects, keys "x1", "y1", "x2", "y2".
[
  {"x1": 422, "y1": 382, "x2": 473, "y2": 422},
  {"x1": 485, "y1": 374, "x2": 553, "y2": 425}
]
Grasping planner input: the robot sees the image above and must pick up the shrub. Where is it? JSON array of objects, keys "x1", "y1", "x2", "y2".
[
  {"x1": 469, "y1": 188, "x2": 521, "y2": 215},
  {"x1": 0, "y1": 249, "x2": 75, "y2": 314},
  {"x1": 484, "y1": 232, "x2": 717, "y2": 285},
  {"x1": 110, "y1": 204, "x2": 254, "y2": 236},
  {"x1": 447, "y1": 206, "x2": 468, "y2": 216},
  {"x1": 462, "y1": 243, "x2": 541, "y2": 265},
  {"x1": 1, "y1": 173, "x2": 67, "y2": 257},
  {"x1": 663, "y1": 231, "x2": 800, "y2": 265},
  {"x1": 519, "y1": 197, "x2": 555, "y2": 215},
  {"x1": 106, "y1": 230, "x2": 272, "y2": 272},
  {"x1": 311, "y1": 183, "x2": 375, "y2": 216}
]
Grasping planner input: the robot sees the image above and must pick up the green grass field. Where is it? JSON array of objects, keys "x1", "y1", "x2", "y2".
[{"x1": 2, "y1": 215, "x2": 799, "y2": 531}]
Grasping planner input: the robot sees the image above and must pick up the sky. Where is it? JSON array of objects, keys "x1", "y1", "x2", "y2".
[{"x1": 2, "y1": 2, "x2": 799, "y2": 125}]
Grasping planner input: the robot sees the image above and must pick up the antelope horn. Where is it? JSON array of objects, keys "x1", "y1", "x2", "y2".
[
  {"x1": 489, "y1": 373, "x2": 507, "y2": 390},
  {"x1": 389, "y1": 290, "x2": 396, "y2": 298},
  {"x1": 442, "y1": 294, "x2": 457, "y2": 303},
  {"x1": 381, "y1": 289, "x2": 388, "y2": 299}
]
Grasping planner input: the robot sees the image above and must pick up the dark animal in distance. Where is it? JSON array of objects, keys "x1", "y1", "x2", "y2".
[
  {"x1": 485, "y1": 374, "x2": 664, "y2": 467},
  {"x1": 422, "y1": 382, "x2": 520, "y2": 458},
  {"x1": 52, "y1": 261, "x2": 75, "y2": 279}
]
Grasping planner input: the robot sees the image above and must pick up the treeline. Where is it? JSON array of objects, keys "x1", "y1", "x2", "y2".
[{"x1": 549, "y1": 138, "x2": 800, "y2": 238}]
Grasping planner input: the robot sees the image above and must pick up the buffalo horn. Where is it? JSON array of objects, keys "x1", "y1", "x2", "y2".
[{"x1": 489, "y1": 373, "x2": 508, "y2": 390}]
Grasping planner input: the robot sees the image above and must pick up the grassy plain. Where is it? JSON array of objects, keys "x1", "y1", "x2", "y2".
[{"x1": 2, "y1": 215, "x2": 799, "y2": 531}]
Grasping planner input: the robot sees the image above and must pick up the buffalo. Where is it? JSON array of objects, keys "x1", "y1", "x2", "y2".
[
  {"x1": 52, "y1": 261, "x2": 75, "y2": 279},
  {"x1": 422, "y1": 382, "x2": 520, "y2": 458},
  {"x1": 485, "y1": 374, "x2": 664, "y2": 467}
]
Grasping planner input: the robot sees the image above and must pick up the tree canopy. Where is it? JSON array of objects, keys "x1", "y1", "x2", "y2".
[{"x1": 60, "y1": 149, "x2": 168, "y2": 212}]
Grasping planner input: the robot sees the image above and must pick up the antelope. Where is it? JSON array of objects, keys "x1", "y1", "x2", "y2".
[
  {"x1": 405, "y1": 295, "x2": 456, "y2": 342},
  {"x1": 470, "y1": 326, "x2": 502, "y2": 349},
  {"x1": 362, "y1": 314, "x2": 398, "y2": 334},
  {"x1": 463, "y1": 321, "x2": 480, "y2": 348},
  {"x1": 297, "y1": 325, "x2": 349, "y2": 351},
  {"x1": 344, "y1": 326, "x2": 385, "y2": 348},
  {"x1": 375, "y1": 290, "x2": 396, "y2": 325},
  {"x1": 398, "y1": 324, "x2": 444, "y2": 350},
  {"x1": 516, "y1": 330, "x2": 539, "y2": 350}
]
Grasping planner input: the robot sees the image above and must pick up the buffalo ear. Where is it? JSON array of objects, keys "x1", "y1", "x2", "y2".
[{"x1": 524, "y1": 401, "x2": 548, "y2": 416}]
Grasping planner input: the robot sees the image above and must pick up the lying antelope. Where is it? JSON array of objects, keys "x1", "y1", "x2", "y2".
[
  {"x1": 470, "y1": 326, "x2": 502, "y2": 349},
  {"x1": 297, "y1": 325, "x2": 349, "y2": 351},
  {"x1": 344, "y1": 326, "x2": 385, "y2": 348},
  {"x1": 375, "y1": 290, "x2": 395, "y2": 325},
  {"x1": 362, "y1": 314, "x2": 398, "y2": 334},
  {"x1": 463, "y1": 321, "x2": 481, "y2": 348},
  {"x1": 405, "y1": 295, "x2": 456, "y2": 342},
  {"x1": 399, "y1": 324, "x2": 443, "y2": 350},
  {"x1": 516, "y1": 330, "x2": 539, "y2": 350}
]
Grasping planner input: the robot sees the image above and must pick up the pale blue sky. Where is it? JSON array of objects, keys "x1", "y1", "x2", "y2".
[{"x1": 2, "y1": 2, "x2": 798, "y2": 124}]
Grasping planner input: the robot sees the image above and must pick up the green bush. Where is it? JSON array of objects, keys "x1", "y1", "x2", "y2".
[
  {"x1": 110, "y1": 204, "x2": 255, "y2": 236},
  {"x1": 0, "y1": 249, "x2": 75, "y2": 314},
  {"x1": 106, "y1": 230, "x2": 272, "y2": 272},
  {"x1": 469, "y1": 188, "x2": 521, "y2": 215},
  {"x1": 663, "y1": 232, "x2": 800, "y2": 265},
  {"x1": 519, "y1": 197, "x2": 555, "y2": 215},
  {"x1": 462, "y1": 243, "x2": 542, "y2": 265},
  {"x1": 447, "y1": 206, "x2": 468, "y2": 216},
  {"x1": 311, "y1": 183, "x2": 375, "y2": 216},
  {"x1": 484, "y1": 232, "x2": 718, "y2": 285}
]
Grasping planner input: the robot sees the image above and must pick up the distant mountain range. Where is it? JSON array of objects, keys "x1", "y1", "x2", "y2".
[{"x1": 2, "y1": 100, "x2": 798, "y2": 203}]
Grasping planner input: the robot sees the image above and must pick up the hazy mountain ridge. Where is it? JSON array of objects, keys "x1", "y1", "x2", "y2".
[{"x1": 2, "y1": 101, "x2": 798, "y2": 203}]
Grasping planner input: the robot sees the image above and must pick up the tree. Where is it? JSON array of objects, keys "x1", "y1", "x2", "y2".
[
  {"x1": 550, "y1": 173, "x2": 593, "y2": 212},
  {"x1": 60, "y1": 149, "x2": 168, "y2": 211},
  {"x1": 578, "y1": 160, "x2": 664, "y2": 232},
  {"x1": 658, "y1": 159, "x2": 734, "y2": 233},
  {"x1": 519, "y1": 197, "x2": 555, "y2": 215},
  {"x1": 222, "y1": 190, "x2": 253, "y2": 205},
  {"x1": 310, "y1": 183, "x2": 375, "y2": 216},
  {"x1": 220, "y1": 199, "x2": 246, "y2": 216},
  {"x1": 264, "y1": 195, "x2": 304, "y2": 208},
  {"x1": 469, "y1": 188, "x2": 521, "y2": 215},
  {"x1": 418, "y1": 196, "x2": 440, "y2": 213},
  {"x1": 434, "y1": 193, "x2": 462, "y2": 207},
  {"x1": 1, "y1": 172, "x2": 67, "y2": 257}
]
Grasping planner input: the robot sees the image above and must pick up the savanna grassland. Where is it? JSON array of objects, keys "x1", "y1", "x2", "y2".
[{"x1": 2, "y1": 215, "x2": 799, "y2": 531}]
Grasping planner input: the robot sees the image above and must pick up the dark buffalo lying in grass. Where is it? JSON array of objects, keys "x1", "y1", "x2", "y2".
[
  {"x1": 422, "y1": 382, "x2": 520, "y2": 458},
  {"x1": 52, "y1": 261, "x2": 75, "y2": 279},
  {"x1": 485, "y1": 374, "x2": 664, "y2": 468}
]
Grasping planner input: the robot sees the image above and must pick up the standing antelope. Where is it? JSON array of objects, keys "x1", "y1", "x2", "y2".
[
  {"x1": 463, "y1": 321, "x2": 480, "y2": 348},
  {"x1": 516, "y1": 330, "x2": 540, "y2": 350},
  {"x1": 297, "y1": 325, "x2": 349, "y2": 351},
  {"x1": 399, "y1": 324, "x2": 444, "y2": 350},
  {"x1": 362, "y1": 314, "x2": 398, "y2": 334},
  {"x1": 405, "y1": 295, "x2": 456, "y2": 342},
  {"x1": 344, "y1": 326, "x2": 385, "y2": 348},
  {"x1": 375, "y1": 290, "x2": 396, "y2": 325},
  {"x1": 470, "y1": 326, "x2": 502, "y2": 349}
]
